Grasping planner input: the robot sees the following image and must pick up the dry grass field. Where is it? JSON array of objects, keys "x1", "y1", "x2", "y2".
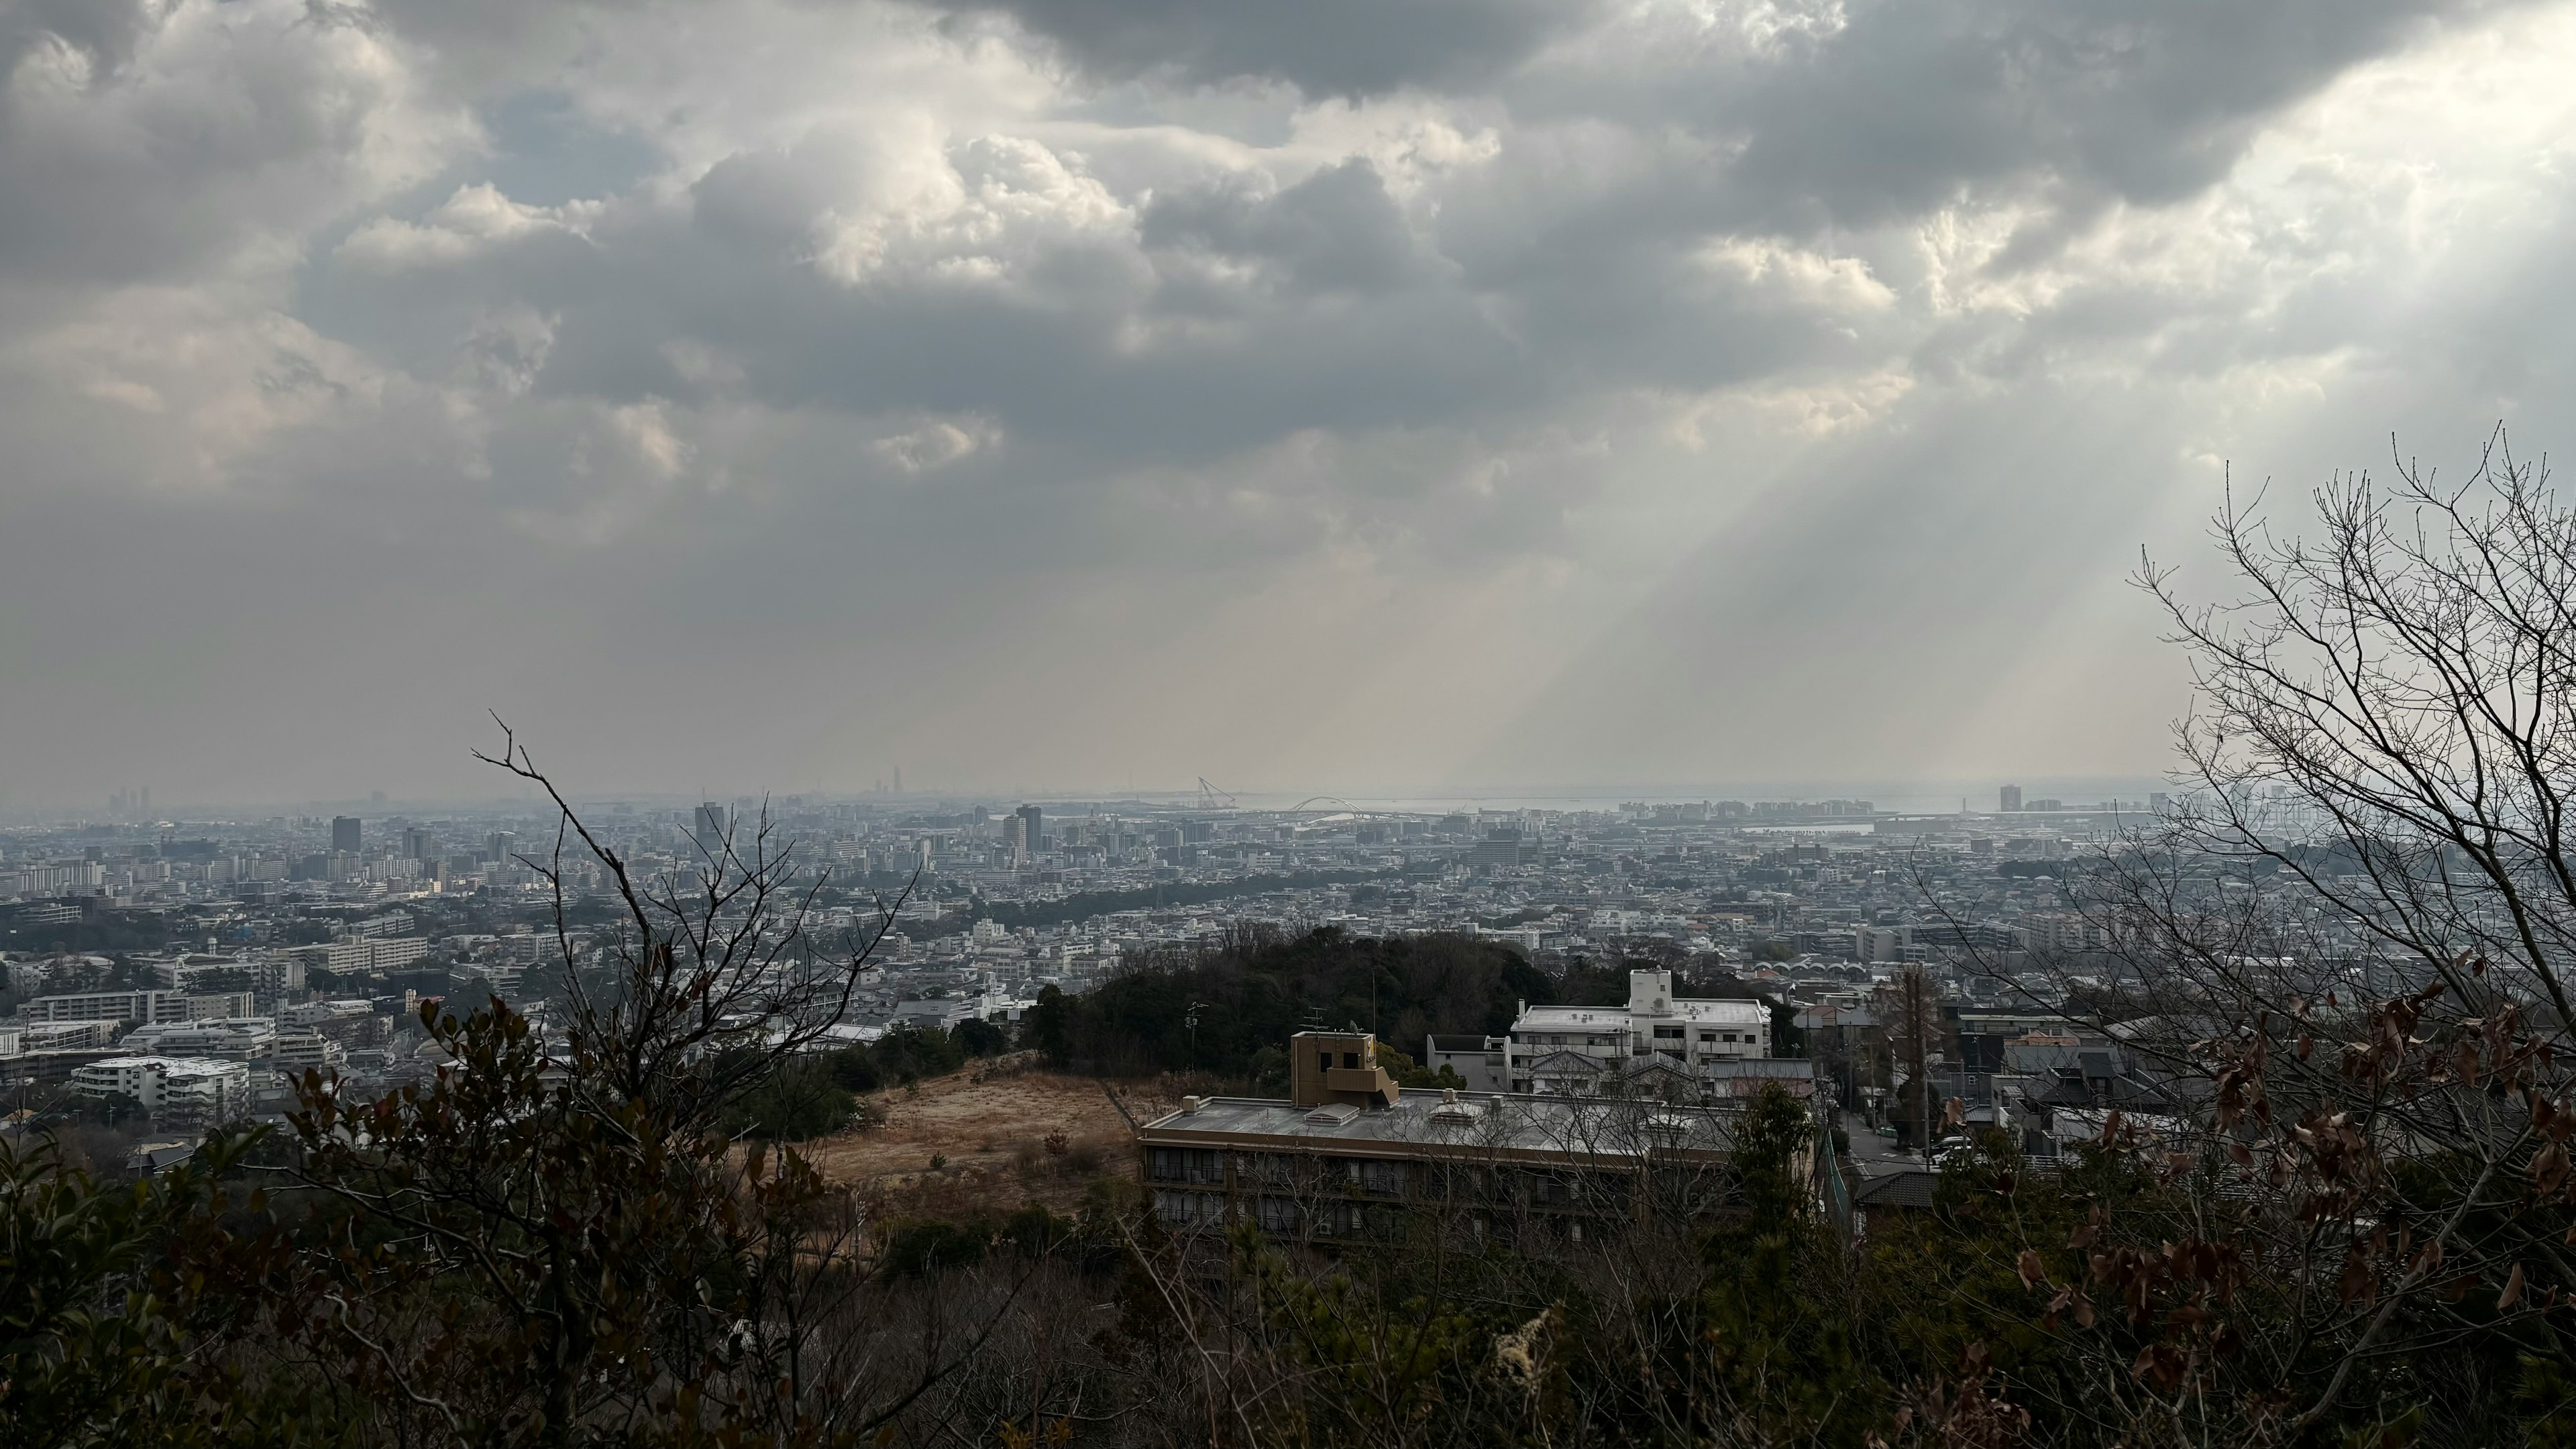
[{"x1": 803, "y1": 1059, "x2": 1196, "y2": 1216}]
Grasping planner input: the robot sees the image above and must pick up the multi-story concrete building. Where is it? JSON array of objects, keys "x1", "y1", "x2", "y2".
[
  {"x1": 120, "y1": 1017, "x2": 278, "y2": 1061},
  {"x1": 69, "y1": 1055, "x2": 252, "y2": 1122},
  {"x1": 186, "y1": 991, "x2": 258, "y2": 1020},
  {"x1": 21, "y1": 988, "x2": 190, "y2": 1026},
  {"x1": 1136, "y1": 1030, "x2": 1792, "y2": 1241},
  {"x1": 272, "y1": 1028, "x2": 346, "y2": 1075},
  {"x1": 17, "y1": 1020, "x2": 120, "y2": 1050},
  {"x1": 1501, "y1": 969, "x2": 1772, "y2": 1095},
  {"x1": 283, "y1": 936, "x2": 428, "y2": 979}
]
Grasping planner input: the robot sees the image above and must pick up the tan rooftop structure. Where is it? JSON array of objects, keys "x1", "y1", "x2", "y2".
[{"x1": 1288, "y1": 1028, "x2": 1399, "y2": 1110}]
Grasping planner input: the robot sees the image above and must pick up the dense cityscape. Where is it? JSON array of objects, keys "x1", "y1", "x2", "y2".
[{"x1": 7, "y1": 777, "x2": 2264, "y2": 1202}]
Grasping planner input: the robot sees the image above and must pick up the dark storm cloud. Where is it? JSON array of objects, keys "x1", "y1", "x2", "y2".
[
  {"x1": 1710, "y1": 0, "x2": 2495, "y2": 240},
  {"x1": 955, "y1": 0, "x2": 2496, "y2": 236},
  {"x1": 1140, "y1": 159, "x2": 1431, "y2": 294},
  {"x1": 951, "y1": 0, "x2": 1591, "y2": 96}
]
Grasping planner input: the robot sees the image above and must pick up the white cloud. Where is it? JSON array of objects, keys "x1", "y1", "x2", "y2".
[
  {"x1": 1699, "y1": 236, "x2": 1897, "y2": 313},
  {"x1": 873, "y1": 413, "x2": 1003, "y2": 472},
  {"x1": 337, "y1": 184, "x2": 599, "y2": 271}
]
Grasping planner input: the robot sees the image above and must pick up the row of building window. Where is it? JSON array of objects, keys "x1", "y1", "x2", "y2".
[
  {"x1": 1149, "y1": 1149, "x2": 1628, "y2": 1209},
  {"x1": 1150, "y1": 1190, "x2": 1609, "y2": 1242}
]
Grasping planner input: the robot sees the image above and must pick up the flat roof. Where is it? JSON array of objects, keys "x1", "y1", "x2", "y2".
[
  {"x1": 1138, "y1": 1091, "x2": 1741, "y2": 1164},
  {"x1": 1512, "y1": 1008, "x2": 1630, "y2": 1030},
  {"x1": 1515, "y1": 1000, "x2": 1766, "y2": 1030}
]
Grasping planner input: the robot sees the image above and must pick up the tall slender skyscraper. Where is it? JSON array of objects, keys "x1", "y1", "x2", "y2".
[
  {"x1": 1999, "y1": 785, "x2": 2023, "y2": 813},
  {"x1": 1017, "y1": 804, "x2": 1043, "y2": 855}
]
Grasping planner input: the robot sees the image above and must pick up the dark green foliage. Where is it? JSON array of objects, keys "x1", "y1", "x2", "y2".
[
  {"x1": 0, "y1": 1132, "x2": 315, "y2": 1448},
  {"x1": 1044, "y1": 927, "x2": 1546, "y2": 1077},
  {"x1": 810, "y1": 1018, "x2": 1006, "y2": 1102},
  {"x1": 881, "y1": 1217, "x2": 991, "y2": 1279},
  {"x1": 1024, "y1": 984, "x2": 1072, "y2": 1065},
  {"x1": 1692, "y1": 1085, "x2": 1866, "y2": 1442},
  {"x1": 720, "y1": 1057, "x2": 857, "y2": 1141},
  {"x1": 1375, "y1": 1044, "x2": 1465, "y2": 1091},
  {"x1": 953, "y1": 1016, "x2": 1009, "y2": 1058},
  {"x1": 826, "y1": 1043, "x2": 881, "y2": 1093},
  {"x1": 871, "y1": 1022, "x2": 966, "y2": 1082}
]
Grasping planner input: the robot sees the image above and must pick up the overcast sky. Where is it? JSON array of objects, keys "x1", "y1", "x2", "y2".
[{"x1": 3, "y1": 0, "x2": 2573, "y2": 808}]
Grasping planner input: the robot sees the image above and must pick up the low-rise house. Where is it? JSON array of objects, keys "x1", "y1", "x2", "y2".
[{"x1": 1423, "y1": 1033, "x2": 1510, "y2": 1092}]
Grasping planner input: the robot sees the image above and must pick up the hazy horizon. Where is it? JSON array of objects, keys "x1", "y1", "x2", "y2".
[{"x1": 1, "y1": 773, "x2": 2178, "y2": 820}]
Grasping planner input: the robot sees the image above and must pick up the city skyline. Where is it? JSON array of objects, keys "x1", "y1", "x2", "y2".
[{"x1": 3, "y1": 775, "x2": 2182, "y2": 820}]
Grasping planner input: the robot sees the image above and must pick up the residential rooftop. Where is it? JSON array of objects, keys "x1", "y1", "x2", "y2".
[{"x1": 1137, "y1": 1089, "x2": 1745, "y2": 1163}]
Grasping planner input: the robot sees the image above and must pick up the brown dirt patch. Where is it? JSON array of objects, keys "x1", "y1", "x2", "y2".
[{"x1": 805, "y1": 1059, "x2": 1183, "y2": 1216}]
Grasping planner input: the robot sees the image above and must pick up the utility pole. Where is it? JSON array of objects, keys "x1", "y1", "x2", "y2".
[{"x1": 1906, "y1": 963, "x2": 1934, "y2": 1159}]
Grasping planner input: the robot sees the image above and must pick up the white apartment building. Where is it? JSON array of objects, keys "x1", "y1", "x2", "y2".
[
  {"x1": 119, "y1": 1017, "x2": 278, "y2": 1061},
  {"x1": 17, "y1": 1020, "x2": 121, "y2": 1051},
  {"x1": 187, "y1": 991, "x2": 258, "y2": 1020},
  {"x1": 1503, "y1": 969, "x2": 1772, "y2": 1095},
  {"x1": 21, "y1": 988, "x2": 191, "y2": 1026},
  {"x1": 282, "y1": 1000, "x2": 376, "y2": 1028},
  {"x1": 166, "y1": 955, "x2": 301, "y2": 994},
  {"x1": 70, "y1": 1055, "x2": 252, "y2": 1121},
  {"x1": 283, "y1": 936, "x2": 429, "y2": 978},
  {"x1": 3, "y1": 861, "x2": 105, "y2": 896},
  {"x1": 273, "y1": 1028, "x2": 346, "y2": 1075}
]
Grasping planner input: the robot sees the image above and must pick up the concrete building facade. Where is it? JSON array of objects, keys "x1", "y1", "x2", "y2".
[{"x1": 1502, "y1": 969, "x2": 1772, "y2": 1095}]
